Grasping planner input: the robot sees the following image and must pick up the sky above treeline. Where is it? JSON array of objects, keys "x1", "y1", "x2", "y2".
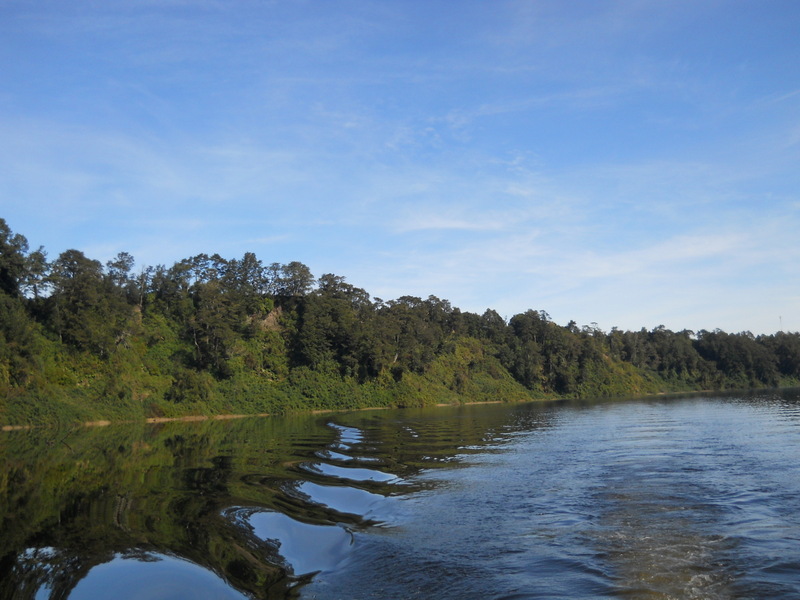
[{"x1": 1, "y1": 0, "x2": 798, "y2": 334}]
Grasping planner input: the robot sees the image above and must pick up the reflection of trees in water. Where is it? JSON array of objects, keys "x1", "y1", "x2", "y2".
[
  {"x1": 0, "y1": 471, "x2": 287, "y2": 598},
  {"x1": 3, "y1": 546, "x2": 101, "y2": 600},
  {"x1": 0, "y1": 419, "x2": 305, "y2": 598},
  {"x1": 0, "y1": 403, "x2": 553, "y2": 599}
]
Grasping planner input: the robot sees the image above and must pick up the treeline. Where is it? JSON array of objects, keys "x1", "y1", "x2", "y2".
[{"x1": 1, "y1": 218, "x2": 799, "y2": 425}]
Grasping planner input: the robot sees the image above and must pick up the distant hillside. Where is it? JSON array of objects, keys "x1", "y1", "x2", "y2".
[{"x1": 2, "y1": 218, "x2": 799, "y2": 426}]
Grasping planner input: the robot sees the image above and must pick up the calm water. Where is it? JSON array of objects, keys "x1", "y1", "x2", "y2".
[{"x1": 1, "y1": 390, "x2": 799, "y2": 599}]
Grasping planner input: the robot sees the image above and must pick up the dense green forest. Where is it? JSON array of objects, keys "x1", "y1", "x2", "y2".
[{"x1": 2, "y1": 218, "x2": 799, "y2": 426}]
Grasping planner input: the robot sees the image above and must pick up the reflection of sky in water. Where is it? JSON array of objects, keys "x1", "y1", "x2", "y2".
[
  {"x1": 45, "y1": 552, "x2": 247, "y2": 600},
  {"x1": 327, "y1": 423, "x2": 363, "y2": 449},
  {"x1": 316, "y1": 449, "x2": 352, "y2": 461},
  {"x1": 292, "y1": 481, "x2": 399, "y2": 523},
  {"x1": 300, "y1": 462, "x2": 398, "y2": 483},
  {"x1": 246, "y1": 511, "x2": 353, "y2": 575}
]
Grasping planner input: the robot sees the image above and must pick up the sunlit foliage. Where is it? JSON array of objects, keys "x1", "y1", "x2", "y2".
[{"x1": 1, "y1": 218, "x2": 798, "y2": 426}]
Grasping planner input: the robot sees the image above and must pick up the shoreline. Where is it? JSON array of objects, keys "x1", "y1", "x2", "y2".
[
  {"x1": 0, "y1": 400, "x2": 526, "y2": 431},
  {"x1": 2, "y1": 387, "x2": 781, "y2": 432},
  {"x1": 1, "y1": 412, "x2": 275, "y2": 432}
]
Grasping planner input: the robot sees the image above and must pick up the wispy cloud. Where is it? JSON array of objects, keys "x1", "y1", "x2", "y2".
[
  {"x1": 2, "y1": 0, "x2": 798, "y2": 333},
  {"x1": 762, "y1": 88, "x2": 800, "y2": 105}
]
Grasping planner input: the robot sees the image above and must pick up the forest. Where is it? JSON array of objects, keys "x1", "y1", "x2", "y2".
[{"x1": 2, "y1": 217, "x2": 799, "y2": 426}]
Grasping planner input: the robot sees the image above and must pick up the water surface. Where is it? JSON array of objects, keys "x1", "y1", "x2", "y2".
[{"x1": 1, "y1": 390, "x2": 799, "y2": 599}]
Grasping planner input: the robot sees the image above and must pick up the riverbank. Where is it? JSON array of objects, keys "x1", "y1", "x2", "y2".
[
  {"x1": 1, "y1": 400, "x2": 521, "y2": 431},
  {"x1": 0, "y1": 389, "x2": 756, "y2": 432}
]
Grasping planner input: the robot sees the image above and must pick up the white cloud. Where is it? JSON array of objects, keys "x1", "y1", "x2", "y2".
[{"x1": 2, "y1": 0, "x2": 798, "y2": 336}]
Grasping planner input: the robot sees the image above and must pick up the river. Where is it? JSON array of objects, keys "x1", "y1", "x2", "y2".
[{"x1": 1, "y1": 389, "x2": 799, "y2": 599}]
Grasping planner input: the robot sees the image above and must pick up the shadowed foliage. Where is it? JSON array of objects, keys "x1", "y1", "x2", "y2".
[{"x1": 1, "y1": 218, "x2": 798, "y2": 426}]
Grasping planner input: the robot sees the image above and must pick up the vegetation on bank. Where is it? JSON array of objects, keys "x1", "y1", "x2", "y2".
[{"x1": 1, "y1": 218, "x2": 799, "y2": 426}]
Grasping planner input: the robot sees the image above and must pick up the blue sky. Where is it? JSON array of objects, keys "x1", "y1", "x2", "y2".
[{"x1": 1, "y1": 0, "x2": 798, "y2": 334}]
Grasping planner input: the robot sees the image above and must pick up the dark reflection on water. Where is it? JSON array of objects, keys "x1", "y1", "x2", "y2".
[
  {"x1": 1, "y1": 391, "x2": 800, "y2": 599},
  {"x1": 0, "y1": 403, "x2": 536, "y2": 599}
]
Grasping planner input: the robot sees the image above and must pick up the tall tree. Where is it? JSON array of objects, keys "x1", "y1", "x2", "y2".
[
  {"x1": 106, "y1": 251, "x2": 135, "y2": 288},
  {"x1": 46, "y1": 249, "x2": 132, "y2": 356},
  {"x1": 21, "y1": 246, "x2": 49, "y2": 300},
  {"x1": 277, "y1": 261, "x2": 315, "y2": 297},
  {"x1": 0, "y1": 218, "x2": 29, "y2": 297}
]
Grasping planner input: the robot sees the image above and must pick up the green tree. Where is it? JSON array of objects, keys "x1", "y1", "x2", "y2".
[
  {"x1": 0, "y1": 293, "x2": 39, "y2": 390},
  {"x1": 275, "y1": 261, "x2": 315, "y2": 297},
  {"x1": 20, "y1": 246, "x2": 49, "y2": 300},
  {"x1": 294, "y1": 274, "x2": 374, "y2": 378},
  {"x1": 186, "y1": 280, "x2": 241, "y2": 377},
  {"x1": 760, "y1": 332, "x2": 800, "y2": 380},
  {"x1": 0, "y1": 218, "x2": 29, "y2": 297},
  {"x1": 106, "y1": 251, "x2": 135, "y2": 288},
  {"x1": 46, "y1": 249, "x2": 132, "y2": 356},
  {"x1": 695, "y1": 329, "x2": 779, "y2": 387}
]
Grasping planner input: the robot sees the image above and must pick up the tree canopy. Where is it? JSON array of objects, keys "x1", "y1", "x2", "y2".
[{"x1": 1, "y1": 217, "x2": 798, "y2": 426}]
